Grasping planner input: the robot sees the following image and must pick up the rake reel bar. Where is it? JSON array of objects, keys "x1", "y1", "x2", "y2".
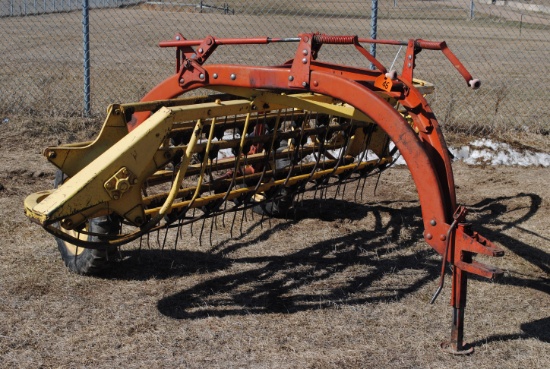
[{"x1": 24, "y1": 33, "x2": 502, "y2": 353}]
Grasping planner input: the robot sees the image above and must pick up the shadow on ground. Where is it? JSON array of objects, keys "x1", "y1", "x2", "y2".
[
  {"x1": 470, "y1": 316, "x2": 550, "y2": 347},
  {"x1": 154, "y1": 198, "x2": 436, "y2": 319},
  {"x1": 112, "y1": 192, "x2": 546, "y2": 326}
]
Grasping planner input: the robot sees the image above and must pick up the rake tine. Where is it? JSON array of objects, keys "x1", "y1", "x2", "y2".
[
  {"x1": 199, "y1": 216, "x2": 207, "y2": 247},
  {"x1": 239, "y1": 207, "x2": 245, "y2": 236},
  {"x1": 161, "y1": 226, "x2": 169, "y2": 251},
  {"x1": 221, "y1": 197, "x2": 228, "y2": 228},
  {"x1": 174, "y1": 219, "x2": 182, "y2": 252},
  {"x1": 333, "y1": 121, "x2": 355, "y2": 199},
  {"x1": 178, "y1": 217, "x2": 185, "y2": 239},
  {"x1": 209, "y1": 216, "x2": 215, "y2": 247},
  {"x1": 230, "y1": 207, "x2": 239, "y2": 238},
  {"x1": 360, "y1": 175, "x2": 369, "y2": 202},
  {"x1": 259, "y1": 208, "x2": 266, "y2": 229},
  {"x1": 292, "y1": 192, "x2": 298, "y2": 221},
  {"x1": 341, "y1": 181, "x2": 347, "y2": 201},
  {"x1": 190, "y1": 208, "x2": 196, "y2": 236},
  {"x1": 353, "y1": 175, "x2": 362, "y2": 203}
]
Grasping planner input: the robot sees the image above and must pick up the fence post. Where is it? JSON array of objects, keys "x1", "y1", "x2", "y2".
[
  {"x1": 519, "y1": 13, "x2": 523, "y2": 35},
  {"x1": 370, "y1": 0, "x2": 378, "y2": 70},
  {"x1": 469, "y1": 0, "x2": 475, "y2": 20},
  {"x1": 83, "y1": 0, "x2": 91, "y2": 116}
]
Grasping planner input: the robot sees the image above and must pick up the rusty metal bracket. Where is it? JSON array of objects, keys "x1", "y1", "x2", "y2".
[
  {"x1": 430, "y1": 206, "x2": 468, "y2": 304},
  {"x1": 288, "y1": 33, "x2": 314, "y2": 89},
  {"x1": 173, "y1": 34, "x2": 217, "y2": 90}
]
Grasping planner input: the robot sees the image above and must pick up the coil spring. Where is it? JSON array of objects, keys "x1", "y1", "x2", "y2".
[{"x1": 313, "y1": 35, "x2": 356, "y2": 45}]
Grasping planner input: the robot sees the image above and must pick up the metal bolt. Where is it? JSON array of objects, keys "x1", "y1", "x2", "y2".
[
  {"x1": 302, "y1": 57, "x2": 307, "y2": 64},
  {"x1": 303, "y1": 49, "x2": 308, "y2": 56},
  {"x1": 199, "y1": 73, "x2": 205, "y2": 79},
  {"x1": 408, "y1": 55, "x2": 412, "y2": 60},
  {"x1": 302, "y1": 81, "x2": 308, "y2": 87},
  {"x1": 313, "y1": 80, "x2": 318, "y2": 87},
  {"x1": 426, "y1": 233, "x2": 433, "y2": 240},
  {"x1": 132, "y1": 178, "x2": 139, "y2": 185},
  {"x1": 430, "y1": 219, "x2": 436, "y2": 226},
  {"x1": 408, "y1": 63, "x2": 411, "y2": 68},
  {"x1": 198, "y1": 48, "x2": 204, "y2": 53},
  {"x1": 288, "y1": 75, "x2": 294, "y2": 81},
  {"x1": 213, "y1": 73, "x2": 218, "y2": 79},
  {"x1": 206, "y1": 38, "x2": 212, "y2": 45},
  {"x1": 179, "y1": 78, "x2": 185, "y2": 84},
  {"x1": 113, "y1": 193, "x2": 120, "y2": 200},
  {"x1": 105, "y1": 182, "x2": 113, "y2": 190},
  {"x1": 47, "y1": 151, "x2": 56, "y2": 159},
  {"x1": 175, "y1": 36, "x2": 181, "y2": 41},
  {"x1": 303, "y1": 36, "x2": 309, "y2": 42},
  {"x1": 230, "y1": 74, "x2": 236, "y2": 80},
  {"x1": 440, "y1": 235, "x2": 447, "y2": 241}
]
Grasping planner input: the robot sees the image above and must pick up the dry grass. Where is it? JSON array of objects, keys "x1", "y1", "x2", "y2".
[
  {"x1": 0, "y1": 3, "x2": 548, "y2": 366},
  {"x1": 0, "y1": 118, "x2": 548, "y2": 368},
  {"x1": 1, "y1": 4, "x2": 549, "y2": 136}
]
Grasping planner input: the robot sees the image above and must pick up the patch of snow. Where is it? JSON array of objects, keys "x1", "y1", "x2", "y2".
[
  {"x1": 392, "y1": 138, "x2": 549, "y2": 167},
  {"x1": 201, "y1": 131, "x2": 550, "y2": 168},
  {"x1": 449, "y1": 139, "x2": 550, "y2": 167}
]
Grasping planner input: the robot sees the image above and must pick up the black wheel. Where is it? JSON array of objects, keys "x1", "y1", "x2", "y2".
[
  {"x1": 54, "y1": 171, "x2": 120, "y2": 275},
  {"x1": 252, "y1": 186, "x2": 294, "y2": 217},
  {"x1": 252, "y1": 150, "x2": 295, "y2": 217}
]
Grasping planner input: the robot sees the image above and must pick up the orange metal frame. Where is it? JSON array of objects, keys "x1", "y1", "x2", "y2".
[{"x1": 131, "y1": 33, "x2": 502, "y2": 353}]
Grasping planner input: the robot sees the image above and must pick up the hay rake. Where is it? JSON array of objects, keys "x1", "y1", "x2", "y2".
[{"x1": 25, "y1": 33, "x2": 503, "y2": 353}]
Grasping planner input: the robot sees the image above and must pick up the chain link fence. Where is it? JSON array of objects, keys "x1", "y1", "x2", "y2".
[{"x1": 1, "y1": 0, "x2": 548, "y2": 134}]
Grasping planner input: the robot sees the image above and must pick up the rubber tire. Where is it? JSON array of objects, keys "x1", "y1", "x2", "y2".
[
  {"x1": 252, "y1": 150, "x2": 295, "y2": 217},
  {"x1": 54, "y1": 171, "x2": 120, "y2": 275},
  {"x1": 252, "y1": 186, "x2": 294, "y2": 217}
]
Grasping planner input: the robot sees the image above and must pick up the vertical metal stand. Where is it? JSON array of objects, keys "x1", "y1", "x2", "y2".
[
  {"x1": 369, "y1": 0, "x2": 378, "y2": 70},
  {"x1": 83, "y1": 0, "x2": 90, "y2": 117},
  {"x1": 442, "y1": 253, "x2": 474, "y2": 354}
]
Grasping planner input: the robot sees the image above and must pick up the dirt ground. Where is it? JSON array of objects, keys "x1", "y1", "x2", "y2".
[{"x1": 0, "y1": 116, "x2": 548, "y2": 368}]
